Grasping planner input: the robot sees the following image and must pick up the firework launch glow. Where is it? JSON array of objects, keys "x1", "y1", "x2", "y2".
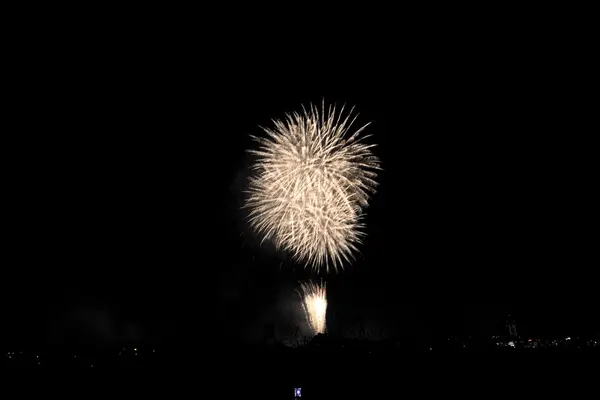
[
  {"x1": 298, "y1": 281, "x2": 327, "y2": 336},
  {"x1": 245, "y1": 101, "x2": 380, "y2": 272}
]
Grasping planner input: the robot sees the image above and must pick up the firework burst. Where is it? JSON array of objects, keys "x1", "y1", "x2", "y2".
[
  {"x1": 245, "y1": 101, "x2": 380, "y2": 272},
  {"x1": 298, "y1": 281, "x2": 327, "y2": 336}
]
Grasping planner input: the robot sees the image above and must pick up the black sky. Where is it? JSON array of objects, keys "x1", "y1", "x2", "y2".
[{"x1": 3, "y1": 25, "x2": 596, "y2": 349}]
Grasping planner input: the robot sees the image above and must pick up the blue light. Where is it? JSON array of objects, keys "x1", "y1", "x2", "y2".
[{"x1": 295, "y1": 388, "x2": 302, "y2": 397}]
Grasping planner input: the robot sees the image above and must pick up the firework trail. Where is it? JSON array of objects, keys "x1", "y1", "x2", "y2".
[
  {"x1": 245, "y1": 101, "x2": 380, "y2": 272},
  {"x1": 298, "y1": 281, "x2": 327, "y2": 336}
]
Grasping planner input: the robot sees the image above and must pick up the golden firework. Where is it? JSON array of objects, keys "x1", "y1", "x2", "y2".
[
  {"x1": 245, "y1": 101, "x2": 380, "y2": 272},
  {"x1": 298, "y1": 281, "x2": 327, "y2": 336}
]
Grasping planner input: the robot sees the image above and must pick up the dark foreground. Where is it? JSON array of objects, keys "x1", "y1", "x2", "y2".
[{"x1": 3, "y1": 336, "x2": 598, "y2": 398}]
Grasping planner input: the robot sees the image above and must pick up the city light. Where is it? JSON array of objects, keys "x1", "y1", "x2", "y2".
[{"x1": 2, "y1": 329, "x2": 598, "y2": 368}]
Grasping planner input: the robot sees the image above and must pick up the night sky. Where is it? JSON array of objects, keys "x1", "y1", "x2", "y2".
[{"x1": 3, "y1": 29, "x2": 596, "y2": 351}]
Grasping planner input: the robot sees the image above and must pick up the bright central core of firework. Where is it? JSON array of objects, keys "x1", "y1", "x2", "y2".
[
  {"x1": 299, "y1": 282, "x2": 327, "y2": 335},
  {"x1": 246, "y1": 102, "x2": 380, "y2": 272}
]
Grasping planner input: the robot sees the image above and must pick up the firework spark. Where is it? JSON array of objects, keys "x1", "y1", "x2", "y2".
[
  {"x1": 298, "y1": 281, "x2": 327, "y2": 336},
  {"x1": 245, "y1": 101, "x2": 380, "y2": 272}
]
